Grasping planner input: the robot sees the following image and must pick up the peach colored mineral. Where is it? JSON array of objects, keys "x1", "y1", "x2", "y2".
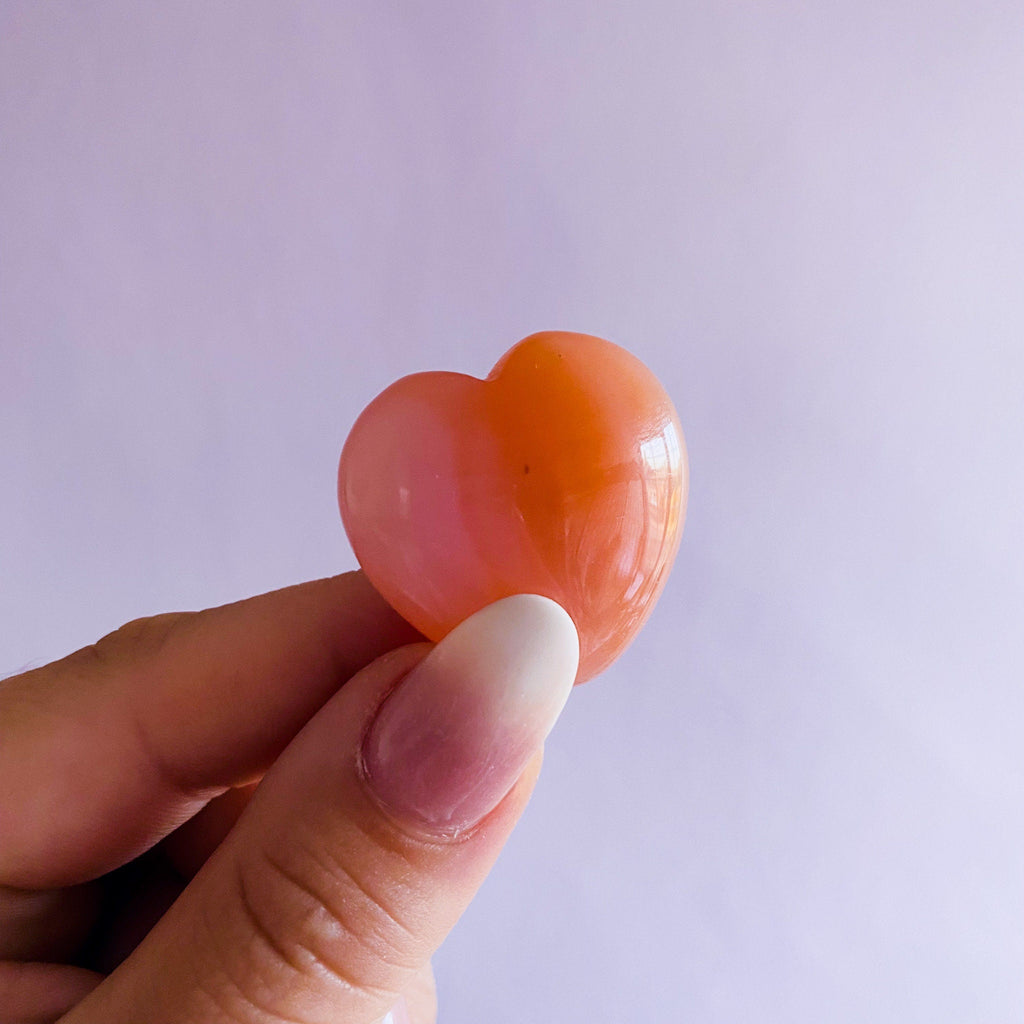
[{"x1": 338, "y1": 331, "x2": 688, "y2": 682}]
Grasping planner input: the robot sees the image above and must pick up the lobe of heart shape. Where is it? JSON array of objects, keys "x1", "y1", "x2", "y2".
[{"x1": 339, "y1": 331, "x2": 688, "y2": 683}]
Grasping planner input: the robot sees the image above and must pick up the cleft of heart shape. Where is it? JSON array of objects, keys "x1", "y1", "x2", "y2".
[{"x1": 338, "y1": 331, "x2": 688, "y2": 682}]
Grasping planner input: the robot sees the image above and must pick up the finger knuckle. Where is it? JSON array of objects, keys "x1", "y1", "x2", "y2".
[
  {"x1": 81, "y1": 612, "x2": 188, "y2": 670},
  {"x1": 230, "y1": 836, "x2": 421, "y2": 1006}
]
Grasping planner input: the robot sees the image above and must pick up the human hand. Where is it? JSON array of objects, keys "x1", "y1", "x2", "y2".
[{"x1": 0, "y1": 572, "x2": 578, "y2": 1023}]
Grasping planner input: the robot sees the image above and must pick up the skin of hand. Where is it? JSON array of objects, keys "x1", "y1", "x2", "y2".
[{"x1": 0, "y1": 572, "x2": 579, "y2": 1024}]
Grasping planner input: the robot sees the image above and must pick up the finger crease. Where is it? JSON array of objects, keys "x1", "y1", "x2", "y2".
[
  {"x1": 260, "y1": 848, "x2": 408, "y2": 998},
  {"x1": 128, "y1": 700, "x2": 213, "y2": 801},
  {"x1": 302, "y1": 839, "x2": 419, "y2": 947},
  {"x1": 196, "y1": 963, "x2": 310, "y2": 1024},
  {"x1": 235, "y1": 858, "x2": 309, "y2": 980}
]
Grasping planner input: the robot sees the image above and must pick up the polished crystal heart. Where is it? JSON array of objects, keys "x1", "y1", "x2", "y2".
[{"x1": 338, "y1": 331, "x2": 688, "y2": 681}]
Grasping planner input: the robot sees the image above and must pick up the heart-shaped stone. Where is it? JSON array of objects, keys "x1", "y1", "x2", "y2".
[{"x1": 338, "y1": 331, "x2": 687, "y2": 681}]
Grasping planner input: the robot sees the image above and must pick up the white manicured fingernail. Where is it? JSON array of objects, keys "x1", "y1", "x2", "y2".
[{"x1": 362, "y1": 594, "x2": 579, "y2": 835}]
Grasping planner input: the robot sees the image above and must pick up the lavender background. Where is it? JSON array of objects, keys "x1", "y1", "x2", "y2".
[{"x1": 3, "y1": 3, "x2": 1024, "y2": 1021}]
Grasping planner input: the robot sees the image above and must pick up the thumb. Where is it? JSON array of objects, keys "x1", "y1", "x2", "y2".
[{"x1": 64, "y1": 595, "x2": 579, "y2": 1024}]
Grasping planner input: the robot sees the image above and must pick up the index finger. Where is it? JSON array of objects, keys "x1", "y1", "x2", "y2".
[{"x1": 0, "y1": 571, "x2": 422, "y2": 889}]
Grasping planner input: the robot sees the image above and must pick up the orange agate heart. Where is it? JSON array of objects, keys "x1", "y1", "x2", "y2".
[{"x1": 338, "y1": 331, "x2": 688, "y2": 681}]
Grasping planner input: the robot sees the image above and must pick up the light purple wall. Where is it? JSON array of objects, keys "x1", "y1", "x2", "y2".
[{"x1": 3, "y1": 3, "x2": 1023, "y2": 1020}]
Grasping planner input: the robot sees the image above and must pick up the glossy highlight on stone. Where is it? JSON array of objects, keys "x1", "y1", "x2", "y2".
[{"x1": 338, "y1": 331, "x2": 688, "y2": 682}]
